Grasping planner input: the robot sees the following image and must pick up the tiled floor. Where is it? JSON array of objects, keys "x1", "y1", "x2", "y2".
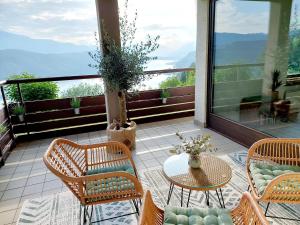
[{"x1": 0, "y1": 117, "x2": 246, "y2": 225}]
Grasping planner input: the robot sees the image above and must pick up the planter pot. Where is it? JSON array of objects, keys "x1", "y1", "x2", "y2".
[
  {"x1": 18, "y1": 114, "x2": 24, "y2": 122},
  {"x1": 107, "y1": 121, "x2": 137, "y2": 150},
  {"x1": 74, "y1": 108, "x2": 80, "y2": 115},
  {"x1": 188, "y1": 154, "x2": 201, "y2": 168},
  {"x1": 162, "y1": 98, "x2": 167, "y2": 104},
  {"x1": 272, "y1": 91, "x2": 279, "y2": 102}
]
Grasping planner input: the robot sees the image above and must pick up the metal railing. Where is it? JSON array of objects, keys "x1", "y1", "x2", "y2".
[{"x1": 0, "y1": 67, "x2": 194, "y2": 135}]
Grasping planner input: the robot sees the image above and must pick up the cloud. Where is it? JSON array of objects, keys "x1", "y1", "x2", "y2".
[
  {"x1": 0, "y1": 0, "x2": 283, "y2": 51},
  {"x1": 215, "y1": 0, "x2": 269, "y2": 34},
  {"x1": 119, "y1": 0, "x2": 197, "y2": 52},
  {"x1": 0, "y1": 0, "x2": 98, "y2": 45},
  {"x1": 0, "y1": 0, "x2": 197, "y2": 50}
]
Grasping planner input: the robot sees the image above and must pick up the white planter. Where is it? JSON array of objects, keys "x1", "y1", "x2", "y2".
[
  {"x1": 18, "y1": 114, "x2": 24, "y2": 122},
  {"x1": 107, "y1": 121, "x2": 137, "y2": 150},
  {"x1": 162, "y1": 98, "x2": 167, "y2": 104},
  {"x1": 188, "y1": 154, "x2": 201, "y2": 168},
  {"x1": 74, "y1": 108, "x2": 80, "y2": 115}
]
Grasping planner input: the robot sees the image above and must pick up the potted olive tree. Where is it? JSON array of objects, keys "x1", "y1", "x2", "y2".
[
  {"x1": 71, "y1": 97, "x2": 80, "y2": 115},
  {"x1": 89, "y1": 1, "x2": 159, "y2": 150}
]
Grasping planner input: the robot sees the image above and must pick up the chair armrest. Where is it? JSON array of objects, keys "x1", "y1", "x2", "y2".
[
  {"x1": 262, "y1": 173, "x2": 300, "y2": 203},
  {"x1": 139, "y1": 190, "x2": 164, "y2": 225},
  {"x1": 231, "y1": 192, "x2": 269, "y2": 225}
]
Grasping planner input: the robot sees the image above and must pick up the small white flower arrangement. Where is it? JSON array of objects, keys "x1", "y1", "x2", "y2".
[{"x1": 170, "y1": 132, "x2": 217, "y2": 168}]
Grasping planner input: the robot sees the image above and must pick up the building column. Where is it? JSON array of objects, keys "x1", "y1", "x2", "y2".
[
  {"x1": 194, "y1": 0, "x2": 210, "y2": 127},
  {"x1": 95, "y1": 0, "x2": 121, "y2": 124},
  {"x1": 262, "y1": 0, "x2": 292, "y2": 99}
]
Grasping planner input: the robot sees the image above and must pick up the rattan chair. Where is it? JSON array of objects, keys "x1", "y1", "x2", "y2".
[
  {"x1": 246, "y1": 138, "x2": 300, "y2": 220},
  {"x1": 139, "y1": 190, "x2": 269, "y2": 225},
  {"x1": 43, "y1": 138, "x2": 143, "y2": 224}
]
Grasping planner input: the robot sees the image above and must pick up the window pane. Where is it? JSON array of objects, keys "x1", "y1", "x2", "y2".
[{"x1": 212, "y1": 0, "x2": 300, "y2": 138}]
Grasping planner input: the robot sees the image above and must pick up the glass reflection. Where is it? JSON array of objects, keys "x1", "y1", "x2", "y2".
[{"x1": 212, "y1": 0, "x2": 300, "y2": 137}]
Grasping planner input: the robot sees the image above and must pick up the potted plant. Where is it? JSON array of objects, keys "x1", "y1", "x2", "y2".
[
  {"x1": 0, "y1": 124, "x2": 7, "y2": 135},
  {"x1": 89, "y1": 1, "x2": 159, "y2": 150},
  {"x1": 271, "y1": 69, "x2": 282, "y2": 101},
  {"x1": 170, "y1": 132, "x2": 217, "y2": 168},
  {"x1": 13, "y1": 105, "x2": 25, "y2": 122},
  {"x1": 71, "y1": 97, "x2": 80, "y2": 115},
  {"x1": 161, "y1": 89, "x2": 170, "y2": 104}
]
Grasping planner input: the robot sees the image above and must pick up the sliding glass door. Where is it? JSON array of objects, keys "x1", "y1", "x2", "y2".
[{"x1": 208, "y1": 0, "x2": 300, "y2": 145}]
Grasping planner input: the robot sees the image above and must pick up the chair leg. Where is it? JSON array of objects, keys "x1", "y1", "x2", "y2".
[
  {"x1": 132, "y1": 199, "x2": 140, "y2": 215},
  {"x1": 264, "y1": 202, "x2": 300, "y2": 221},
  {"x1": 265, "y1": 202, "x2": 270, "y2": 216},
  {"x1": 81, "y1": 199, "x2": 140, "y2": 224},
  {"x1": 83, "y1": 205, "x2": 87, "y2": 224}
]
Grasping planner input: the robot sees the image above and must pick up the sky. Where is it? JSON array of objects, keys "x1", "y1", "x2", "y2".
[
  {"x1": 0, "y1": 0, "x2": 299, "y2": 48},
  {"x1": 0, "y1": 0, "x2": 197, "y2": 50}
]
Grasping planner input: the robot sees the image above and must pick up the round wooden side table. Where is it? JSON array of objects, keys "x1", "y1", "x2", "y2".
[{"x1": 163, "y1": 153, "x2": 232, "y2": 208}]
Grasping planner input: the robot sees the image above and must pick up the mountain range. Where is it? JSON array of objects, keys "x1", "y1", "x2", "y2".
[
  {"x1": 175, "y1": 33, "x2": 267, "y2": 68},
  {"x1": 0, "y1": 30, "x2": 268, "y2": 80}
]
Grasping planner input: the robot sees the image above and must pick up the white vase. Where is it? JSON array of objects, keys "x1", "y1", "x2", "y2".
[
  {"x1": 18, "y1": 114, "x2": 24, "y2": 122},
  {"x1": 74, "y1": 108, "x2": 80, "y2": 115},
  {"x1": 162, "y1": 98, "x2": 167, "y2": 104},
  {"x1": 188, "y1": 154, "x2": 201, "y2": 168}
]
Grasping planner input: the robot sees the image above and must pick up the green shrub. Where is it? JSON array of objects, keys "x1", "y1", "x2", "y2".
[
  {"x1": 12, "y1": 105, "x2": 25, "y2": 115},
  {"x1": 70, "y1": 97, "x2": 80, "y2": 108},
  {"x1": 6, "y1": 73, "x2": 59, "y2": 101},
  {"x1": 159, "y1": 71, "x2": 195, "y2": 89},
  {"x1": 61, "y1": 82, "x2": 103, "y2": 98},
  {"x1": 159, "y1": 76, "x2": 183, "y2": 89},
  {"x1": 0, "y1": 124, "x2": 7, "y2": 134},
  {"x1": 161, "y1": 89, "x2": 171, "y2": 98}
]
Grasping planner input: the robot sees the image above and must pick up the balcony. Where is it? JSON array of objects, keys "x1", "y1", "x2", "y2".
[
  {"x1": 0, "y1": 0, "x2": 300, "y2": 224},
  {"x1": 0, "y1": 66, "x2": 299, "y2": 224},
  {"x1": 0, "y1": 117, "x2": 245, "y2": 225}
]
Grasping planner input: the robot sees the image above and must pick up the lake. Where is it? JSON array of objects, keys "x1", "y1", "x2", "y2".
[
  {"x1": 57, "y1": 59, "x2": 175, "y2": 94},
  {"x1": 0, "y1": 59, "x2": 176, "y2": 103}
]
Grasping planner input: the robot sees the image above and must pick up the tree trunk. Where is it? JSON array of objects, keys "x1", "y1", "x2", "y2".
[{"x1": 118, "y1": 91, "x2": 127, "y2": 127}]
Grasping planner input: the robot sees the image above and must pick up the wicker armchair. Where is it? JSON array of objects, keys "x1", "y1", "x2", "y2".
[
  {"x1": 43, "y1": 138, "x2": 143, "y2": 223},
  {"x1": 139, "y1": 190, "x2": 269, "y2": 225},
  {"x1": 246, "y1": 138, "x2": 300, "y2": 220}
]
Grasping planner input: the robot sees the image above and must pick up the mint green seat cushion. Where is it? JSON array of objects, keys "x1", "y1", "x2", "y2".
[
  {"x1": 250, "y1": 162, "x2": 300, "y2": 195},
  {"x1": 164, "y1": 207, "x2": 233, "y2": 225},
  {"x1": 85, "y1": 164, "x2": 135, "y2": 199},
  {"x1": 86, "y1": 164, "x2": 135, "y2": 176}
]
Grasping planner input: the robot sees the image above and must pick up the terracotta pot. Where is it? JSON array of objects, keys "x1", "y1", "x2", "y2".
[
  {"x1": 107, "y1": 121, "x2": 137, "y2": 150},
  {"x1": 74, "y1": 108, "x2": 80, "y2": 115},
  {"x1": 188, "y1": 154, "x2": 201, "y2": 168}
]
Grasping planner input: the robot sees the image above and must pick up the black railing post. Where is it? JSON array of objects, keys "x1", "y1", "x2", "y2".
[
  {"x1": 16, "y1": 82, "x2": 30, "y2": 135},
  {"x1": 1, "y1": 86, "x2": 15, "y2": 142}
]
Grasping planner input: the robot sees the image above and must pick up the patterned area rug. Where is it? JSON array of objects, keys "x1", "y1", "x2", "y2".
[
  {"x1": 17, "y1": 151, "x2": 299, "y2": 225},
  {"x1": 17, "y1": 192, "x2": 138, "y2": 225},
  {"x1": 142, "y1": 152, "x2": 299, "y2": 225}
]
